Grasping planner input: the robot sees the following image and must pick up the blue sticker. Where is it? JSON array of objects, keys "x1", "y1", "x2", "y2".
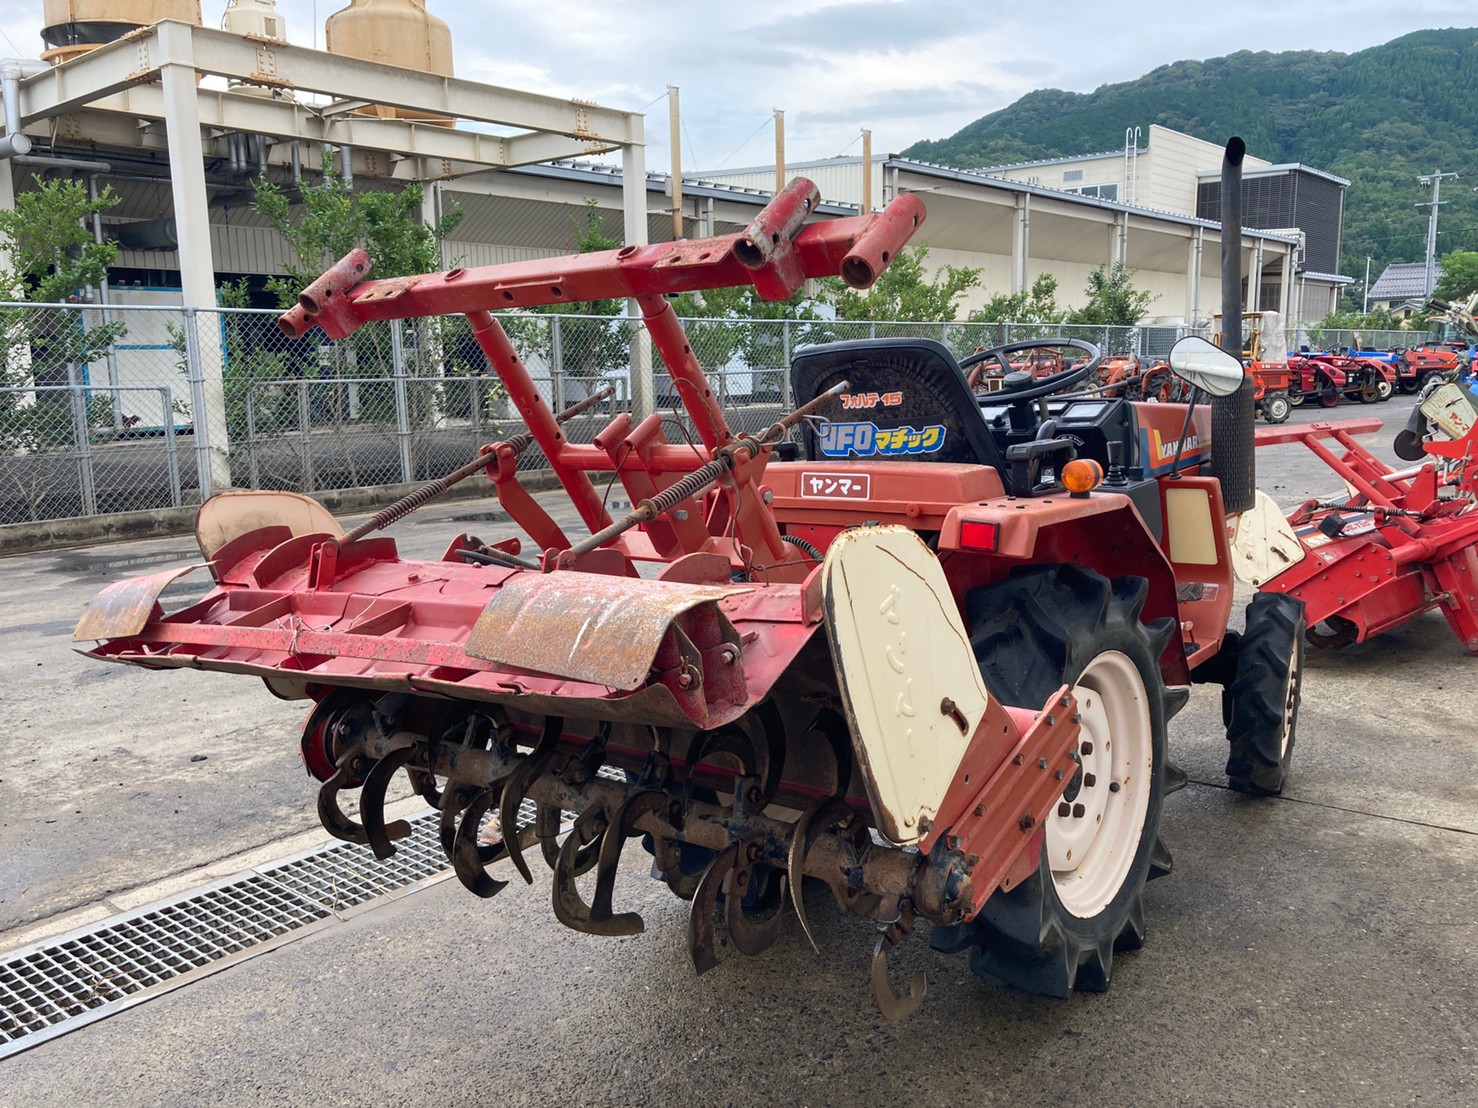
[{"x1": 818, "y1": 422, "x2": 947, "y2": 457}]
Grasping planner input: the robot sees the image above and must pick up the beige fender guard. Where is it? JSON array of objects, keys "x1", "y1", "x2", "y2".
[{"x1": 821, "y1": 526, "x2": 984, "y2": 845}]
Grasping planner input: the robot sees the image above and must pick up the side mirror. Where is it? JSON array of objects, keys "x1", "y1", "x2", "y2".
[{"x1": 1168, "y1": 336, "x2": 1246, "y2": 397}]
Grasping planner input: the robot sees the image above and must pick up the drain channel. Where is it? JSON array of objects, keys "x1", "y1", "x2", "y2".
[
  {"x1": 0, "y1": 757, "x2": 626, "y2": 1061},
  {"x1": 2, "y1": 807, "x2": 473, "y2": 1059}
]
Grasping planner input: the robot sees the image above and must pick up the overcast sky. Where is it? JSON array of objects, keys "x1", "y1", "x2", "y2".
[{"x1": 3, "y1": 1, "x2": 1473, "y2": 173}]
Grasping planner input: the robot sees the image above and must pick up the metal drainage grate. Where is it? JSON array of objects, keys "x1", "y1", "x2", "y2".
[
  {"x1": 0, "y1": 810, "x2": 452, "y2": 1059},
  {"x1": 0, "y1": 767, "x2": 625, "y2": 1059}
]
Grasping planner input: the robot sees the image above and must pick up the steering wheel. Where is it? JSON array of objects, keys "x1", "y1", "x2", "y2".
[{"x1": 961, "y1": 339, "x2": 1103, "y2": 403}]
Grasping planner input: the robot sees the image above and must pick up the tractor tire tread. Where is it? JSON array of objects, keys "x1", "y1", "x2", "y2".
[
  {"x1": 1225, "y1": 593, "x2": 1305, "y2": 796},
  {"x1": 943, "y1": 564, "x2": 1171, "y2": 998}
]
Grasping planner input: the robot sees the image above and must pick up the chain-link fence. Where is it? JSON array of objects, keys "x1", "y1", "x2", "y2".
[{"x1": 0, "y1": 301, "x2": 1446, "y2": 529}]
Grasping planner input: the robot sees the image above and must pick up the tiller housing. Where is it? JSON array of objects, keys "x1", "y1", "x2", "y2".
[{"x1": 76, "y1": 178, "x2": 1278, "y2": 1017}]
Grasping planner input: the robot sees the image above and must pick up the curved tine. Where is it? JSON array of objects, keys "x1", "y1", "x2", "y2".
[
  {"x1": 552, "y1": 806, "x2": 634, "y2": 935},
  {"x1": 405, "y1": 767, "x2": 443, "y2": 809},
  {"x1": 724, "y1": 858, "x2": 786, "y2": 958},
  {"x1": 438, "y1": 783, "x2": 470, "y2": 861},
  {"x1": 586, "y1": 791, "x2": 669, "y2": 926},
  {"x1": 806, "y1": 708, "x2": 854, "y2": 797},
  {"x1": 687, "y1": 843, "x2": 739, "y2": 975},
  {"x1": 787, "y1": 796, "x2": 856, "y2": 954},
  {"x1": 686, "y1": 725, "x2": 757, "y2": 809},
  {"x1": 870, "y1": 935, "x2": 927, "y2": 1022},
  {"x1": 535, "y1": 801, "x2": 563, "y2": 870},
  {"x1": 360, "y1": 747, "x2": 416, "y2": 860},
  {"x1": 500, "y1": 715, "x2": 563, "y2": 886},
  {"x1": 451, "y1": 784, "x2": 510, "y2": 899},
  {"x1": 317, "y1": 764, "x2": 369, "y2": 845}
]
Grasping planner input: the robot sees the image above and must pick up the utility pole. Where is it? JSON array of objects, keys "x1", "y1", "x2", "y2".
[
  {"x1": 1363, "y1": 256, "x2": 1371, "y2": 314},
  {"x1": 1418, "y1": 170, "x2": 1459, "y2": 298}
]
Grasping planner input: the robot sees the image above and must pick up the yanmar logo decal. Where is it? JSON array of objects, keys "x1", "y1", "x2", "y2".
[
  {"x1": 800, "y1": 472, "x2": 871, "y2": 500},
  {"x1": 1154, "y1": 432, "x2": 1200, "y2": 461}
]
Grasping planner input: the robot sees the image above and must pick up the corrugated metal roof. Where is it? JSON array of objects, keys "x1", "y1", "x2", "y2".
[{"x1": 1369, "y1": 262, "x2": 1438, "y2": 301}]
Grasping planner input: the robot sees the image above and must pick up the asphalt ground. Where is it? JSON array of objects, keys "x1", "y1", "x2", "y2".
[{"x1": 1, "y1": 393, "x2": 1475, "y2": 1107}]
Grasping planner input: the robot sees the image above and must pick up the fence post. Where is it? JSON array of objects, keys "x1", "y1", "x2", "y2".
[
  {"x1": 550, "y1": 315, "x2": 566, "y2": 412},
  {"x1": 297, "y1": 379, "x2": 315, "y2": 492},
  {"x1": 66, "y1": 361, "x2": 98, "y2": 516},
  {"x1": 390, "y1": 318, "x2": 414, "y2": 483},
  {"x1": 182, "y1": 307, "x2": 214, "y2": 500},
  {"x1": 245, "y1": 383, "x2": 260, "y2": 490},
  {"x1": 781, "y1": 320, "x2": 793, "y2": 407},
  {"x1": 161, "y1": 385, "x2": 183, "y2": 507}
]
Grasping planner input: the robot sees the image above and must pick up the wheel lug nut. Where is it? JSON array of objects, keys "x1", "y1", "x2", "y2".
[
  {"x1": 1083, "y1": 773, "x2": 1096, "y2": 787},
  {"x1": 1072, "y1": 803, "x2": 1086, "y2": 818},
  {"x1": 1058, "y1": 802, "x2": 1071, "y2": 817},
  {"x1": 1109, "y1": 781, "x2": 1121, "y2": 793}
]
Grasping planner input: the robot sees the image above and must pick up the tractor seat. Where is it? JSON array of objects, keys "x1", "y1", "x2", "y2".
[{"x1": 790, "y1": 339, "x2": 1009, "y2": 474}]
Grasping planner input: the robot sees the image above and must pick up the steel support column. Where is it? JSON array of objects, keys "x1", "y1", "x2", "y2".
[
  {"x1": 1186, "y1": 227, "x2": 1204, "y2": 323},
  {"x1": 1011, "y1": 193, "x2": 1030, "y2": 293},
  {"x1": 158, "y1": 25, "x2": 230, "y2": 496},
  {"x1": 1247, "y1": 238, "x2": 1265, "y2": 313},
  {"x1": 622, "y1": 135, "x2": 652, "y2": 420}
]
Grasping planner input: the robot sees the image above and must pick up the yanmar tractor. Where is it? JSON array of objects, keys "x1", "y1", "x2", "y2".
[{"x1": 74, "y1": 147, "x2": 1299, "y2": 1017}]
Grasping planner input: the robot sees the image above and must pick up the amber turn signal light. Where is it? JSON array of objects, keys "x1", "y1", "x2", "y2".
[{"x1": 1062, "y1": 458, "x2": 1104, "y2": 495}]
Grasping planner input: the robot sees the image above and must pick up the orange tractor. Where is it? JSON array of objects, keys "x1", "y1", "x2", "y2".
[{"x1": 75, "y1": 152, "x2": 1307, "y2": 1016}]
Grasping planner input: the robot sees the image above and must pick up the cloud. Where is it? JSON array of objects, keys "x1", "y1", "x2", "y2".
[{"x1": 2, "y1": 0, "x2": 1472, "y2": 177}]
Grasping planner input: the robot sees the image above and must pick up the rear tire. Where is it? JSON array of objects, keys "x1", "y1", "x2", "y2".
[
  {"x1": 939, "y1": 565, "x2": 1176, "y2": 997},
  {"x1": 1262, "y1": 393, "x2": 1291, "y2": 424},
  {"x1": 1225, "y1": 593, "x2": 1305, "y2": 795}
]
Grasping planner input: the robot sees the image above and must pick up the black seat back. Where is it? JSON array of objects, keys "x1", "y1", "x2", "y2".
[{"x1": 790, "y1": 339, "x2": 1006, "y2": 471}]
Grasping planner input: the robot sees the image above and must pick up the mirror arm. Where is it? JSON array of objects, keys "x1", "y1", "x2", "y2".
[{"x1": 1168, "y1": 386, "x2": 1203, "y2": 478}]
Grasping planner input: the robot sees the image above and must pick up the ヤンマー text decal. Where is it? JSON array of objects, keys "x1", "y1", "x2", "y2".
[{"x1": 800, "y1": 472, "x2": 872, "y2": 499}]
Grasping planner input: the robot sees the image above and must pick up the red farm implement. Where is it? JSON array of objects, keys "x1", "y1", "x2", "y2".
[
  {"x1": 74, "y1": 149, "x2": 1306, "y2": 1017},
  {"x1": 1250, "y1": 419, "x2": 1478, "y2": 654}
]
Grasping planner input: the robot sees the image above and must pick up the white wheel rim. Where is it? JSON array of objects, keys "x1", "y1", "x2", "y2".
[
  {"x1": 1279, "y1": 644, "x2": 1302, "y2": 758},
  {"x1": 1046, "y1": 651, "x2": 1153, "y2": 919}
]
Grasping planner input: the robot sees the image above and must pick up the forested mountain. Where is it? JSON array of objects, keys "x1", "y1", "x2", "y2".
[{"x1": 903, "y1": 29, "x2": 1478, "y2": 284}]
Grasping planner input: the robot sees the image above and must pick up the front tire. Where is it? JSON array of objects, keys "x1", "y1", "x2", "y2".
[
  {"x1": 1263, "y1": 393, "x2": 1292, "y2": 424},
  {"x1": 938, "y1": 565, "x2": 1177, "y2": 997},
  {"x1": 1225, "y1": 593, "x2": 1305, "y2": 795}
]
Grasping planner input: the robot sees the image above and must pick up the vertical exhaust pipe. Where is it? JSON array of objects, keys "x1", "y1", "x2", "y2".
[{"x1": 1212, "y1": 137, "x2": 1256, "y2": 514}]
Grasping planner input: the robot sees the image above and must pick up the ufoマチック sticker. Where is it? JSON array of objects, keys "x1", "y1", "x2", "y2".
[
  {"x1": 818, "y1": 421, "x2": 947, "y2": 457},
  {"x1": 799, "y1": 472, "x2": 872, "y2": 500}
]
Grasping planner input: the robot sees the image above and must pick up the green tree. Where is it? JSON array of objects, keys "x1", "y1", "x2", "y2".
[
  {"x1": 254, "y1": 155, "x2": 461, "y2": 305},
  {"x1": 1068, "y1": 262, "x2": 1157, "y2": 326},
  {"x1": 824, "y1": 246, "x2": 981, "y2": 322},
  {"x1": 0, "y1": 177, "x2": 125, "y2": 520},
  {"x1": 970, "y1": 274, "x2": 1066, "y2": 324},
  {"x1": 254, "y1": 155, "x2": 465, "y2": 485},
  {"x1": 1434, "y1": 249, "x2": 1478, "y2": 302}
]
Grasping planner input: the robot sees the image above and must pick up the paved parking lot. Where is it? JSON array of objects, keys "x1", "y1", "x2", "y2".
[{"x1": 1, "y1": 396, "x2": 1474, "y2": 1106}]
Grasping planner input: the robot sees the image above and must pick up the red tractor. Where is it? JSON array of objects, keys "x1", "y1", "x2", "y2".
[{"x1": 74, "y1": 163, "x2": 1303, "y2": 1016}]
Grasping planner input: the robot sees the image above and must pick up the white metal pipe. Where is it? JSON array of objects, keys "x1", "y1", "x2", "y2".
[{"x1": 1, "y1": 59, "x2": 47, "y2": 160}]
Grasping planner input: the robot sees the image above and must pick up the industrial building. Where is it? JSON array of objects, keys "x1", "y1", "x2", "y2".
[{"x1": 700, "y1": 125, "x2": 1349, "y2": 324}]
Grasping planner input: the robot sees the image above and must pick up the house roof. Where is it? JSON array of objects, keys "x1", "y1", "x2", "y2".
[{"x1": 1369, "y1": 262, "x2": 1439, "y2": 302}]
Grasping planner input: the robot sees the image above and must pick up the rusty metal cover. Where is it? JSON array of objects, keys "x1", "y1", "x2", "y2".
[
  {"x1": 465, "y1": 573, "x2": 744, "y2": 691},
  {"x1": 72, "y1": 565, "x2": 208, "y2": 643}
]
